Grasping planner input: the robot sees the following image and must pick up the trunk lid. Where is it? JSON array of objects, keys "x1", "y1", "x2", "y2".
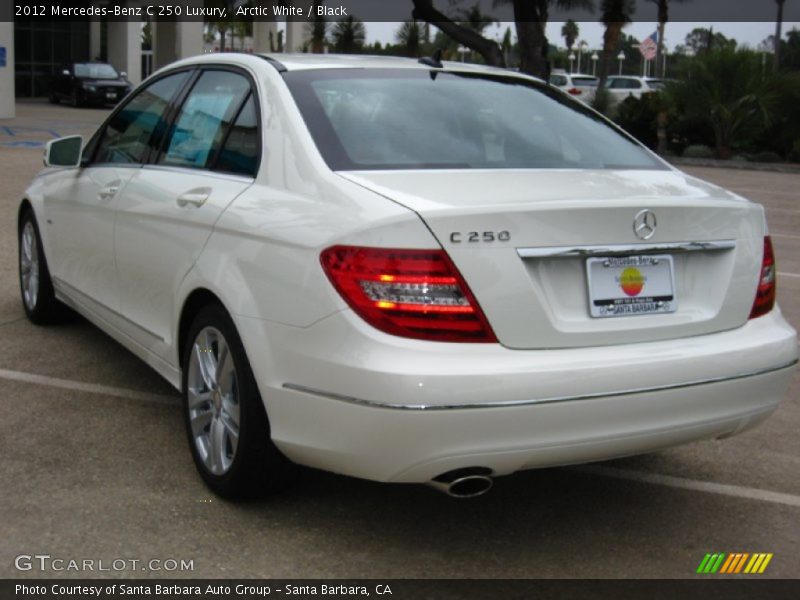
[{"x1": 339, "y1": 169, "x2": 765, "y2": 349}]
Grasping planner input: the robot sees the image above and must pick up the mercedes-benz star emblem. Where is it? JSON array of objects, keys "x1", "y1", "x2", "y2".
[{"x1": 633, "y1": 209, "x2": 657, "y2": 240}]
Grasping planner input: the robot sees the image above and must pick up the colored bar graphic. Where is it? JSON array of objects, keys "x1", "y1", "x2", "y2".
[
  {"x1": 699, "y1": 552, "x2": 773, "y2": 575},
  {"x1": 758, "y1": 554, "x2": 773, "y2": 574},
  {"x1": 733, "y1": 553, "x2": 749, "y2": 573},
  {"x1": 719, "y1": 554, "x2": 735, "y2": 574},
  {"x1": 696, "y1": 554, "x2": 712, "y2": 573}
]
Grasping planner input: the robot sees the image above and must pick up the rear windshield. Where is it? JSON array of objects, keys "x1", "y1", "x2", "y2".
[
  {"x1": 74, "y1": 63, "x2": 119, "y2": 79},
  {"x1": 284, "y1": 69, "x2": 663, "y2": 171},
  {"x1": 571, "y1": 76, "x2": 598, "y2": 86}
]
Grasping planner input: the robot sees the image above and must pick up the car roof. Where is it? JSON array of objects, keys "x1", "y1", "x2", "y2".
[{"x1": 165, "y1": 52, "x2": 543, "y2": 82}]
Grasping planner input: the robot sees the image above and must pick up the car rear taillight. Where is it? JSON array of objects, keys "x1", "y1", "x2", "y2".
[
  {"x1": 750, "y1": 236, "x2": 776, "y2": 319},
  {"x1": 320, "y1": 246, "x2": 497, "y2": 342},
  {"x1": 568, "y1": 87, "x2": 582, "y2": 95}
]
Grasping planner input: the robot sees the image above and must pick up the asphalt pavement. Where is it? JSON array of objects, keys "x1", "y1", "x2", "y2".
[{"x1": 1, "y1": 101, "x2": 798, "y2": 579}]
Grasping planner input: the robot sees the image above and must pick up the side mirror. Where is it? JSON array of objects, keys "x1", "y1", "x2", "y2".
[
  {"x1": 62, "y1": 69, "x2": 70, "y2": 76},
  {"x1": 43, "y1": 135, "x2": 83, "y2": 168},
  {"x1": 120, "y1": 71, "x2": 127, "y2": 78}
]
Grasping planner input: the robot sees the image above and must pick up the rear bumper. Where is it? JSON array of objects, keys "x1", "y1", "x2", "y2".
[{"x1": 236, "y1": 309, "x2": 798, "y2": 483}]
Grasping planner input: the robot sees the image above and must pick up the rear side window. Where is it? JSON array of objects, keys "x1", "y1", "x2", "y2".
[
  {"x1": 549, "y1": 74, "x2": 567, "y2": 86},
  {"x1": 215, "y1": 94, "x2": 259, "y2": 176},
  {"x1": 572, "y1": 76, "x2": 598, "y2": 87},
  {"x1": 93, "y1": 71, "x2": 188, "y2": 164},
  {"x1": 159, "y1": 70, "x2": 251, "y2": 170}
]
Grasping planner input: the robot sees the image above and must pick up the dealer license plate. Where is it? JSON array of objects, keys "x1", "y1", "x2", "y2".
[{"x1": 586, "y1": 254, "x2": 677, "y2": 318}]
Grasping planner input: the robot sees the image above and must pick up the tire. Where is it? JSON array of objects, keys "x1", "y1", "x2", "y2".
[
  {"x1": 18, "y1": 209, "x2": 67, "y2": 325},
  {"x1": 70, "y1": 90, "x2": 81, "y2": 108},
  {"x1": 182, "y1": 303, "x2": 296, "y2": 499}
]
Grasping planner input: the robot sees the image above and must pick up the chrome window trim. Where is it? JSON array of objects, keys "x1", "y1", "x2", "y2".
[
  {"x1": 283, "y1": 359, "x2": 798, "y2": 411},
  {"x1": 516, "y1": 240, "x2": 736, "y2": 259},
  {"x1": 140, "y1": 164, "x2": 255, "y2": 184}
]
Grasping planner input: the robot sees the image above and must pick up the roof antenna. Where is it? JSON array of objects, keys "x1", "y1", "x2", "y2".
[{"x1": 418, "y1": 49, "x2": 444, "y2": 69}]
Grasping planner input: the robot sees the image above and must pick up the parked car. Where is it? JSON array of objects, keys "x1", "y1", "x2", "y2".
[
  {"x1": 20, "y1": 54, "x2": 798, "y2": 499},
  {"x1": 548, "y1": 70, "x2": 598, "y2": 104},
  {"x1": 605, "y1": 76, "x2": 666, "y2": 105},
  {"x1": 49, "y1": 62, "x2": 132, "y2": 107}
]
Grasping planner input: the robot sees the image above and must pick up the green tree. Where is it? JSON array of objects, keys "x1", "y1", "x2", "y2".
[
  {"x1": 561, "y1": 19, "x2": 579, "y2": 52},
  {"x1": 666, "y1": 48, "x2": 787, "y2": 158},
  {"x1": 305, "y1": 7, "x2": 328, "y2": 54},
  {"x1": 457, "y1": 3, "x2": 499, "y2": 36},
  {"x1": 331, "y1": 16, "x2": 366, "y2": 54},
  {"x1": 774, "y1": 0, "x2": 786, "y2": 71},
  {"x1": 684, "y1": 27, "x2": 736, "y2": 55},
  {"x1": 396, "y1": 20, "x2": 423, "y2": 57},
  {"x1": 501, "y1": 26, "x2": 514, "y2": 65},
  {"x1": 597, "y1": 0, "x2": 635, "y2": 89},
  {"x1": 509, "y1": 0, "x2": 595, "y2": 77},
  {"x1": 647, "y1": 0, "x2": 690, "y2": 78}
]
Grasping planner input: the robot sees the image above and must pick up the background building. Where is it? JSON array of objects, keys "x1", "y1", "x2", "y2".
[{"x1": 0, "y1": 12, "x2": 307, "y2": 118}]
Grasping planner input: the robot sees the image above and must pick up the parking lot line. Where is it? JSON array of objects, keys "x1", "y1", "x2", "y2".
[
  {"x1": 1, "y1": 364, "x2": 799, "y2": 508},
  {"x1": 575, "y1": 465, "x2": 800, "y2": 508},
  {"x1": 0, "y1": 367, "x2": 178, "y2": 405}
]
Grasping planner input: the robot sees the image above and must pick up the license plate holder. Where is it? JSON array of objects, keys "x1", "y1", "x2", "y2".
[{"x1": 586, "y1": 254, "x2": 677, "y2": 318}]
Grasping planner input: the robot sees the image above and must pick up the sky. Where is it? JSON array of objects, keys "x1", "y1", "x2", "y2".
[{"x1": 360, "y1": 21, "x2": 799, "y2": 53}]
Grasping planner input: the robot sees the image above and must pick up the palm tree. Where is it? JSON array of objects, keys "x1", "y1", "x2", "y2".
[
  {"x1": 510, "y1": 0, "x2": 595, "y2": 77},
  {"x1": 561, "y1": 19, "x2": 579, "y2": 52},
  {"x1": 331, "y1": 16, "x2": 367, "y2": 54},
  {"x1": 666, "y1": 48, "x2": 786, "y2": 158},
  {"x1": 411, "y1": 0, "x2": 594, "y2": 77},
  {"x1": 457, "y1": 3, "x2": 499, "y2": 36},
  {"x1": 775, "y1": 0, "x2": 786, "y2": 70},
  {"x1": 597, "y1": 0, "x2": 635, "y2": 89},
  {"x1": 411, "y1": 0, "x2": 504, "y2": 67},
  {"x1": 648, "y1": 0, "x2": 690, "y2": 78},
  {"x1": 305, "y1": 10, "x2": 329, "y2": 54},
  {"x1": 396, "y1": 20, "x2": 423, "y2": 57},
  {"x1": 501, "y1": 26, "x2": 514, "y2": 65}
]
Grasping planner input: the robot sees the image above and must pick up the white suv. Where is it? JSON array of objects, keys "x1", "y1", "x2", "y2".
[
  {"x1": 548, "y1": 71, "x2": 598, "y2": 104},
  {"x1": 605, "y1": 76, "x2": 667, "y2": 105}
]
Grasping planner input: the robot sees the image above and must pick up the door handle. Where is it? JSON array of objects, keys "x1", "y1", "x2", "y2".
[
  {"x1": 98, "y1": 182, "x2": 120, "y2": 201},
  {"x1": 176, "y1": 187, "x2": 211, "y2": 208}
]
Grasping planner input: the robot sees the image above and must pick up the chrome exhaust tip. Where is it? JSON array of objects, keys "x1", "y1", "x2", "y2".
[{"x1": 428, "y1": 468, "x2": 493, "y2": 498}]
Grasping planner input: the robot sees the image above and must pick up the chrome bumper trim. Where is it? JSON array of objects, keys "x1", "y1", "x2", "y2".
[
  {"x1": 283, "y1": 359, "x2": 797, "y2": 411},
  {"x1": 516, "y1": 240, "x2": 736, "y2": 259}
]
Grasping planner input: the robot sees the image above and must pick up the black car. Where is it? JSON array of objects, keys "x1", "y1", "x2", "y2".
[{"x1": 49, "y1": 62, "x2": 132, "y2": 107}]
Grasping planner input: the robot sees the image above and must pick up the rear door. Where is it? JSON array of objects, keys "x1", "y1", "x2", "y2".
[{"x1": 113, "y1": 67, "x2": 259, "y2": 353}]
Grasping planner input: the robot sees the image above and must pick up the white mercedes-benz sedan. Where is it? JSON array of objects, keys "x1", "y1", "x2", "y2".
[{"x1": 18, "y1": 53, "x2": 798, "y2": 498}]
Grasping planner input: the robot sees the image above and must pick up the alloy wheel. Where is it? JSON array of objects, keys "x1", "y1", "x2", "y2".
[
  {"x1": 186, "y1": 326, "x2": 241, "y2": 475},
  {"x1": 20, "y1": 221, "x2": 40, "y2": 311}
]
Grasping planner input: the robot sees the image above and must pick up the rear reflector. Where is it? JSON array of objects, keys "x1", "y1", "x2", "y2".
[
  {"x1": 749, "y1": 236, "x2": 776, "y2": 319},
  {"x1": 568, "y1": 87, "x2": 582, "y2": 95},
  {"x1": 320, "y1": 246, "x2": 497, "y2": 342}
]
